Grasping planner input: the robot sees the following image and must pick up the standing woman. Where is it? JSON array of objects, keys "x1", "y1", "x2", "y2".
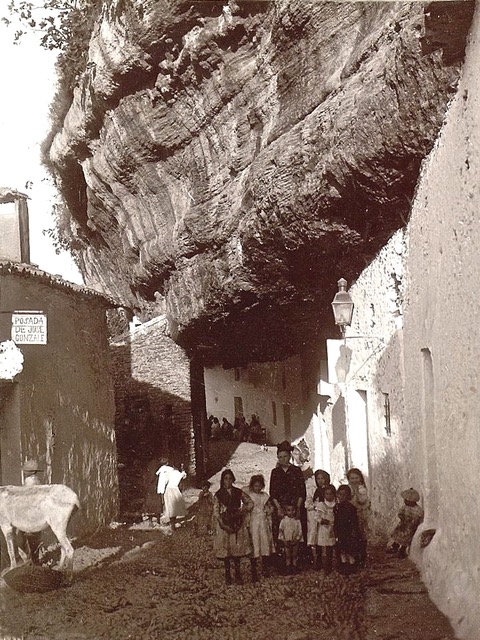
[
  {"x1": 156, "y1": 458, "x2": 187, "y2": 528},
  {"x1": 346, "y1": 467, "x2": 370, "y2": 564},
  {"x1": 213, "y1": 469, "x2": 253, "y2": 585},
  {"x1": 269, "y1": 441, "x2": 307, "y2": 557}
]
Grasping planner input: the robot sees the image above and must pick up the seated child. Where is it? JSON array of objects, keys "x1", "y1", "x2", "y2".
[
  {"x1": 278, "y1": 502, "x2": 303, "y2": 574},
  {"x1": 386, "y1": 487, "x2": 424, "y2": 558},
  {"x1": 195, "y1": 481, "x2": 214, "y2": 534}
]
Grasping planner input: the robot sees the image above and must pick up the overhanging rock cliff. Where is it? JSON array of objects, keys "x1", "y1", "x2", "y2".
[{"x1": 47, "y1": 0, "x2": 473, "y2": 364}]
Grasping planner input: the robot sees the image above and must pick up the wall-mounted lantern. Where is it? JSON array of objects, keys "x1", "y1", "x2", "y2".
[{"x1": 331, "y1": 278, "x2": 354, "y2": 338}]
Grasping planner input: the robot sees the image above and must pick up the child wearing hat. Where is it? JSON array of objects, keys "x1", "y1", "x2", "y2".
[
  {"x1": 22, "y1": 459, "x2": 43, "y2": 486},
  {"x1": 386, "y1": 488, "x2": 424, "y2": 558}
]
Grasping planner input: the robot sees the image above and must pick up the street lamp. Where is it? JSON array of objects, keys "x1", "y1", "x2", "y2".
[{"x1": 331, "y1": 278, "x2": 354, "y2": 338}]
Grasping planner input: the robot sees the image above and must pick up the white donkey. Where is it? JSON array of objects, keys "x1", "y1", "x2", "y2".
[{"x1": 0, "y1": 484, "x2": 80, "y2": 576}]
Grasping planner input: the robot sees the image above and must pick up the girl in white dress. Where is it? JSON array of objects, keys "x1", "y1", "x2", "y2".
[
  {"x1": 306, "y1": 469, "x2": 330, "y2": 569},
  {"x1": 313, "y1": 484, "x2": 337, "y2": 573},
  {"x1": 247, "y1": 474, "x2": 275, "y2": 581}
]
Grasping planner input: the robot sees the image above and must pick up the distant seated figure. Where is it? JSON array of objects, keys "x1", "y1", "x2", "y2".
[
  {"x1": 249, "y1": 415, "x2": 264, "y2": 444},
  {"x1": 221, "y1": 417, "x2": 234, "y2": 439},
  {"x1": 211, "y1": 417, "x2": 221, "y2": 439},
  {"x1": 235, "y1": 415, "x2": 250, "y2": 442}
]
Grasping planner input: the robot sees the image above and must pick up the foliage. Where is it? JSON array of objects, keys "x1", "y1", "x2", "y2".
[
  {"x1": 2, "y1": 0, "x2": 98, "y2": 51},
  {"x1": 4, "y1": 1, "x2": 85, "y2": 51},
  {"x1": 42, "y1": 198, "x2": 82, "y2": 258},
  {"x1": 3, "y1": 0, "x2": 102, "y2": 81}
]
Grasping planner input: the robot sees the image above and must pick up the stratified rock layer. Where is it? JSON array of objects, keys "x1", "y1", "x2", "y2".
[{"x1": 48, "y1": 0, "x2": 466, "y2": 363}]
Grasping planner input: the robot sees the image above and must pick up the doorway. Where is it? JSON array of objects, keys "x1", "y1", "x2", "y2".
[
  {"x1": 421, "y1": 348, "x2": 438, "y2": 522},
  {"x1": 283, "y1": 403, "x2": 291, "y2": 441},
  {"x1": 346, "y1": 389, "x2": 370, "y2": 481},
  {"x1": 0, "y1": 381, "x2": 21, "y2": 485}
]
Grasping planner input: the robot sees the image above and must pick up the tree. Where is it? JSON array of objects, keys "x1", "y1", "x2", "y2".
[{"x1": 2, "y1": 0, "x2": 98, "y2": 52}]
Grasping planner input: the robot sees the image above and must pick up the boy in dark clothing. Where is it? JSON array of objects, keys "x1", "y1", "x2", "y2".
[{"x1": 334, "y1": 484, "x2": 363, "y2": 573}]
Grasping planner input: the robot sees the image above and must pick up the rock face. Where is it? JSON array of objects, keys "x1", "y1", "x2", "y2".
[{"x1": 48, "y1": 0, "x2": 470, "y2": 364}]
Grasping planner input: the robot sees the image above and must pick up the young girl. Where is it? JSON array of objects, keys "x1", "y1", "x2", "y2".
[
  {"x1": 347, "y1": 467, "x2": 370, "y2": 564},
  {"x1": 306, "y1": 470, "x2": 331, "y2": 569},
  {"x1": 334, "y1": 484, "x2": 363, "y2": 573},
  {"x1": 309, "y1": 484, "x2": 337, "y2": 573},
  {"x1": 213, "y1": 469, "x2": 253, "y2": 584},
  {"x1": 247, "y1": 474, "x2": 275, "y2": 581},
  {"x1": 195, "y1": 480, "x2": 214, "y2": 534},
  {"x1": 386, "y1": 488, "x2": 424, "y2": 558},
  {"x1": 278, "y1": 502, "x2": 303, "y2": 574}
]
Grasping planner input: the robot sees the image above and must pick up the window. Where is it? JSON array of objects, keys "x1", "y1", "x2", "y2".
[
  {"x1": 283, "y1": 403, "x2": 291, "y2": 440},
  {"x1": 234, "y1": 368, "x2": 240, "y2": 381},
  {"x1": 383, "y1": 393, "x2": 391, "y2": 437},
  {"x1": 272, "y1": 401, "x2": 277, "y2": 425}
]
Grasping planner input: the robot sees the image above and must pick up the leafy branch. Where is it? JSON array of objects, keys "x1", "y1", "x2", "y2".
[{"x1": 2, "y1": 1, "x2": 92, "y2": 51}]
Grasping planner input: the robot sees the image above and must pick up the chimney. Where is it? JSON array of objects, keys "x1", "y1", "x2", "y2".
[{"x1": 0, "y1": 187, "x2": 30, "y2": 264}]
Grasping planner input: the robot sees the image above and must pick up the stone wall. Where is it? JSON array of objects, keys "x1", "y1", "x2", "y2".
[
  {"x1": 0, "y1": 266, "x2": 118, "y2": 537},
  {"x1": 110, "y1": 316, "x2": 193, "y2": 516}
]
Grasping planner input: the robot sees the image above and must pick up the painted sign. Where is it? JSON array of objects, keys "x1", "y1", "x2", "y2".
[{"x1": 11, "y1": 312, "x2": 47, "y2": 345}]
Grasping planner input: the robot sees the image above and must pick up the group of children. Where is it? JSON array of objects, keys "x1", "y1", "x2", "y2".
[{"x1": 195, "y1": 464, "x2": 424, "y2": 584}]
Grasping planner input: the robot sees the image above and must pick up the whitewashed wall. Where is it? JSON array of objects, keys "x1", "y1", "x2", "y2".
[
  {"x1": 323, "y1": 7, "x2": 480, "y2": 636},
  {"x1": 400, "y1": 8, "x2": 480, "y2": 637},
  {"x1": 326, "y1": 229, "x2": 409, "y2": 532}
]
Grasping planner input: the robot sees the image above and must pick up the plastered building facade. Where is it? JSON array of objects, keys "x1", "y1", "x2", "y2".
[{"x1": 0, "y1": 262, "x2": 118, "y2": 545}]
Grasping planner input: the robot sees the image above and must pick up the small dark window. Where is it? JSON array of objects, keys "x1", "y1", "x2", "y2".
[
  {"x1": 234, "y1": 368, "x2": 241, "y2": 381},
  {"x1": 283, "y1": 403, "x2": 291, "y2": 441},
  {"x1": 383, "y1": 393, "x2": 391, "y2": 436},
  {"x1": 282, "y1": 365, "x2": 287, "y2": 390},
  {"x1": 272, "y1": 401, "x2": 277, "y2": 425}
]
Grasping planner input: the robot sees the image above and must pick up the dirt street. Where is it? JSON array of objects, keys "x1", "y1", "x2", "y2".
[{"x1": 0, "y1": 444, "x2": 457, "y2": 640}]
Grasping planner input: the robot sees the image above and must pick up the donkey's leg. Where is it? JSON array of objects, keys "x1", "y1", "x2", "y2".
[
  {"x1": 50, "y1": 518, "x2": 75, "y2": 579},
  {"x1": 1, "y1": 524, "x2": 17, "y2": 570}
]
